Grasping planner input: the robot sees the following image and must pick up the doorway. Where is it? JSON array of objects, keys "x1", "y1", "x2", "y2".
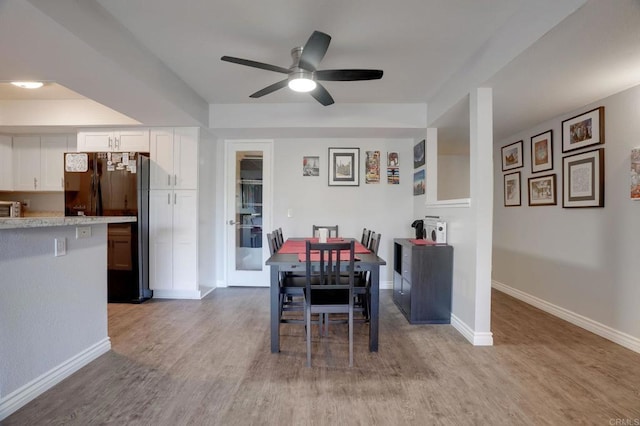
[{"x1": 225, "y1": 140, "x2": 272, "y2": 286}]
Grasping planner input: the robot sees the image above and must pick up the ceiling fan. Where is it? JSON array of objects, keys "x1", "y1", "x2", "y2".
[{"x1": 221, "y1": 31, "x2": 383, "y2": 106}]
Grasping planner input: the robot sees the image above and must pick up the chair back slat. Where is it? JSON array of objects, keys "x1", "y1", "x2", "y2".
[{"x1": 312, "y1": 225, "x2": 339, "y2": 238}]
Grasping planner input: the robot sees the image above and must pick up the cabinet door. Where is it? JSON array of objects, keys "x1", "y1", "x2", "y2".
[
  {"x1": 0, "y1": 135, "x2": 13, "y2": 190},
  {"x1": 77, "y1": 131, "x2": 113, "y2": 152},
  {"x1": 117, "y1": 129, "x2": 149, "y2": 152},
  {"x1": 109, "y1": 235, "x2": 133, "y2": 270},
  {"x1": 13, "y1": 136, "x2": 40, "y2": 190},
  {"x1": 40, "y1": 136, "x2": 69, "y2": 191},
  {"x1": 149, "y1": 190, "x2": 174, "y2": 290},
  {"x1": 149, "y1": 129, "x2": 174, "y2": 189},
  {"x1": 173, "y1": 127, "x2": 198, "y2": 190},
  {"x1": 172, "y1": 190, "x2": 198, "y2": 290}
]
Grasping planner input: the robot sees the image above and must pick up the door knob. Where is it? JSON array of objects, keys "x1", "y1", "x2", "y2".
[{"x1": 228, "y1": 220, "x2": 237, "y2": 225}]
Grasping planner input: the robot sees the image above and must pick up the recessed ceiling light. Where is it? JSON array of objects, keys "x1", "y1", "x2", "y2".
[{"x1": 11, "y1": 81, "x2": 44, "y2": 89}]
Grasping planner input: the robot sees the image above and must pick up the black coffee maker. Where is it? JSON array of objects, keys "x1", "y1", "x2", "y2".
[{"x1": 411, "y1": 219, "x2": 424, "y2": 239}]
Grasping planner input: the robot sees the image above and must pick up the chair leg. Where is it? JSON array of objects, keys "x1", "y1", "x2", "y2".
[
  {"x1": 306, "y1": 307, "x2": 312, "y2": 368},
  {"x1": 349, "y1": 305, "x2": 354, "y2": 367}
]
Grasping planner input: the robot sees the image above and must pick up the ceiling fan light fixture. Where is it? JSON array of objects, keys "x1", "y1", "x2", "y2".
[
  {"x1": 288, "y1": 70, "x2": 316, "y2": 92},
  {"x1": 11, "y1": 81, "x2": 44, "y2": 89}
]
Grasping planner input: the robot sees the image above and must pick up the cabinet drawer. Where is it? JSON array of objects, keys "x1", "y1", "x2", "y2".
[{"x1": 108, "y1": 223, "x2": 132, "y2": 236}]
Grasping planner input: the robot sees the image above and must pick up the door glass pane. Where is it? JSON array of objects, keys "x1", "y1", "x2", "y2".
[{"x1": 235, "y1": 151, "x2": 263, "y2": 271}]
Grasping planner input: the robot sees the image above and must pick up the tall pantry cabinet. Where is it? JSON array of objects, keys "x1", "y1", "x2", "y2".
[{"x1": 149, "y1": 127, "x2": 200, "y2": 299}]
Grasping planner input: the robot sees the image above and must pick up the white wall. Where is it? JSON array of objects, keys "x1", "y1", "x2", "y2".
[
  {"x1": 0, "y1": 224, "x2": 110, "y2": 419},
  {"x1": 212, "y1": 137, "x2": 416, "y2": 287},
  {"x1": 492, "y1": 83, "x2": 640, "y2": 351},
  {"x1": 438, "y1": 154, "x2": 470, "y2": 200}
]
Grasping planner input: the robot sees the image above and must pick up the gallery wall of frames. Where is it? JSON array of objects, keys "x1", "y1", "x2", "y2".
[{"x1": 500, "y1": 106, "x2": 610, "y2": 208}]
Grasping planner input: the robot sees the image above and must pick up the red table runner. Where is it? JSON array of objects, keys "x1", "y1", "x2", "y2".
[
  {"x1": 297, "y1": 251, "x2": 360, "y2": 262},
  {"x1": 409, "y1": 238, "x2": 437, "y2": 245},
  {"x1": 278, "y1": 238, "x2": 370, "y2": 254}
]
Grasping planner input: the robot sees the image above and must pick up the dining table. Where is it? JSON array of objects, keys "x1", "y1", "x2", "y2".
[{"x1": 265, "y1": 237, "x2": 386, "y2": 353}]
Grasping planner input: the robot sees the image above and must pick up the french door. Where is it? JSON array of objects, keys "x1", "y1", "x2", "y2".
[{"x1": 225, "y1": 140, "x2": 272, "y2": 287}]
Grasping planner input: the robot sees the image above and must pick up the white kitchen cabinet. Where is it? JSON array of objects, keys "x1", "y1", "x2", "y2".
[
  {"x1": 150, "y1": 127, "x2": 198, "y2": 190},
  {"x1": 149, "y1": 189, "x2": 198, "y2": 292},
  {"x1": 77, "y1": 129, "x2": 149, "y2": 152},
  {"x1": 13, "y1": 135, "x2": 72, "y2": 191},
  {"x1": 0, "y1": 135, "x2": 13, "y2": 190}
]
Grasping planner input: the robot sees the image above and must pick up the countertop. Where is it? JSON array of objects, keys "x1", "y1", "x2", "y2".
[{"x1": 0, "y1": 215, "x2": 137, "y2": 230}]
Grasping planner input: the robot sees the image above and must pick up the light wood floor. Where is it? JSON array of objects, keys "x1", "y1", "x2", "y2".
[{"x1": 5, "y1": 289, "x2": 640, "y2": 425}]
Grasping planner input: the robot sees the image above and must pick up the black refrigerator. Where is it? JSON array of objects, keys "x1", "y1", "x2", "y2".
[{"x1": 64, "y1": 152, "x2": 152, "y2": 303}]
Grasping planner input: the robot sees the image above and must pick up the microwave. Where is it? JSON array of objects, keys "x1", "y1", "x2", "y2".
[{"x1": 0, "y1": 201, "x2": 22, "y2": 218}]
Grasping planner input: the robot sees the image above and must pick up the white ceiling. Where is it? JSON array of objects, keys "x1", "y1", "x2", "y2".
[{"x1": 1, "y1": 0, "x2": 639, "y2": 142}]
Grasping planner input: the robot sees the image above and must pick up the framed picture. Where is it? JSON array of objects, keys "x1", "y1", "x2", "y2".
[
  {"x1": 504, "y1": 172, "x2": 521, "y2": 207},
  {"x1": 562, "y1": 148, "x2": 604, "y2": 208},
  {"x1": 413, "y1": 139, "x2": 425, "y2": 168},
  {"x1": 530, "y1": 130, "x2": 553, "y2": 173},
  {"x1": 528, "y1": 174, "x2": 557, "y2": 206},
  {"x1": 413, "y1": 169, "x2": 425, "y2": 196},
  {"x1": 302, "y1": 156, "x2": 319, "y2": 176},
  {"x1": 501, "y1": 140, "x2": 523, "y2": 171},
  {"x1": 365, "y1": 150, "x2": 380, "y2": 184},
  {"x1": 328, "y1": 147, "x2": 359, "y2": 186},
  {"x1": 631, "y1": 148, "x2": 640, "y2": 200},
  {"x1": 562, "y1": 106, "x2": 605, "y2": 152}
]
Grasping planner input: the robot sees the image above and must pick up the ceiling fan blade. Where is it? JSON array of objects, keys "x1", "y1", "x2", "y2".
[
  {"x1": 221, "y1": 56, "x2": 291, "y2": 74},
  {"x1": 315, "y1": 69, "x2": 384, "y2": 81},
  {"x1": 298, "y1": 31, "x2": 331, "y2": 71},
  {"x1": 310, "y1": 83, "x2": 334, "y2": 106},
  {"x1": 249, "y1": 79, "x2": 289, "y2": 98}
]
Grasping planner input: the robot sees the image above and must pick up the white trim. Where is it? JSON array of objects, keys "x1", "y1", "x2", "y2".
[
  {"x1": 451, "y1": 313, "x2": 494, "y2": 346},
  {"x1": 0, "y1": 338, "x2": 111, "y2": 421},
  {"x1": 199, "y1": 286, "x2": 215, "y2": 298},
  {"x1": 425, "y1": 198, "x2": 471, "y2": 208},
  {"x1": 152, "y1": 289, "x2": 204, "y2": 299},
  {"x1": 380, "y1": 280, "x2": 393, "y2": 290},
  {"x1": 492, "y1": 280, "x2": 640, "y2": 354}
]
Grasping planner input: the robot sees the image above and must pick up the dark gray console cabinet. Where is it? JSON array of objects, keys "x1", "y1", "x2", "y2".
[{"x1": 393, "y1": 238, "x2": 453, "y2": 324}]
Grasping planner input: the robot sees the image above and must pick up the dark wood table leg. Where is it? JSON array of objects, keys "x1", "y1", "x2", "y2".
[
  {"x1": 370, "y1": 266, "x2": 379, "y2": 352},
  {"x1": 270, "y1": 265, "x2": 280, "y2": 353}
]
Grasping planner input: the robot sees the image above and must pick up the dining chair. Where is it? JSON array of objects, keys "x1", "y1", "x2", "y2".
[
  {"x1": 355, "y1": 232, "x2": 381, "y2": 321},
  {"x1": 274, "y1": 227, "x2": 284, "y2": 249},
  {"x1": 304, "y1": 240, "x2": 356, "y2": 367},
  {"x1": 312, "y1": 225, "x2": 339, "y2": 238},
  {"x1": 360, "y1": 228, "x2": 371, "y2": 247}
]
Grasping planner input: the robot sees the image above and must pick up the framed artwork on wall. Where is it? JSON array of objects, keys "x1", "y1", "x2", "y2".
[
  {"x1": 631, "y1": 148, "x2": 640, "y2": 200},
  {"x1": 328, "y1": 147, "x2": 359, "y2": 186},
  {"x1": 302, "y1": 156, "x2": 319, "y2": 176},
  {"x1": 413, "y1": 169, "x2": 425, "y2": 196},
  {"x1": 413, "y1": 139, "x2": 425, "y2": 168},
  {"x1": 561, "y1": 106, "x2": 605, "y2": 153},
  {"x1": 530, "y1": 130, "x2": 553, "y2": 173},
  {"x1": 562, "y1": 148, "x2": 604, "y2": 208},
  {"x1": 528, "y1": 174, "x2": 557, "y2": 206},
  {"x1": 504, "y1": 172, "x2": 521, "y2": 207},
  {"x1": 501, "y1": 140, "x2": 523, "y2": 171}
]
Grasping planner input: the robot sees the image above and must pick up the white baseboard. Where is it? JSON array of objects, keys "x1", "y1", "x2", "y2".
[
  {"x1": 199, "y1": 285, "x2": 215, "y2": 298},
  {"x1": 0, "y1": 338, "x2": 111, "y2": 421},
  {"x1": 451, "y1": 313, "x2": 494, "y2": 346},
  {"x1": 492, "y1": 280, "x2": 640, "y2": 354},
  {"x1": 152, "y1": 289, "x2": 204, "y2": 300}
]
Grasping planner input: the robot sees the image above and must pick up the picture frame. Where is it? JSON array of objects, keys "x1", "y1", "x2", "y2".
[
  {"x1": 302, "y1": 156, "x2": 319, "y2": 176},
  {"x1": 413, "y1": 139, "x2": 425, "y2": 169},
  {"x1": 413, "y1": 169, "x2": 425, "y2": 196},
  {"x1": 631, "y1": 148, "x2": 640, "y2": 200},
  {"x1": 501, "y1": 140, "x2": 523, "y2": 171},
  {"x1": 504, "y1": 172, "x2": 521, "y2": 207},
  {"x1": 530, "y1": 130, "x2": 553, "y2": 173},
  {"x1": 528, "y1": 174, "x2": 557, "y2": 206},
  {"x1": 562, "y1": 106, "x2": 605, "y2": 153},
  {"x1": 562, "y1": 148, "x2": 604, "y2": 208},
  {"x1": 328, "y1": 147, "x2": 359, "y2": 186}
]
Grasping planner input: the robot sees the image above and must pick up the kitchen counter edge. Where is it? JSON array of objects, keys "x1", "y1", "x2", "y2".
[{"x1": 0, "y1": 216, "x2": 137, "y2": 230}]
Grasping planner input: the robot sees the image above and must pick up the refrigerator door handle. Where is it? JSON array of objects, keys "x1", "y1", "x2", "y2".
[
  {"x1": 174, "y1": 193, "x2": 177, "y2": 204},
  {"x1": 167, "y1": 193, "x2": 170, "y2": 204},
  {"x1": 167, "y1": 174, "x2": 171, "y2": 186}
]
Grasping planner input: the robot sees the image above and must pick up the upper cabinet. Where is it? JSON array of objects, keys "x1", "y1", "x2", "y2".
[
  {"x1": 150, "y1": 127, "x2": 198, "y2": 190},
  {"x1": 0, "y1": 135, "x2": 13, "y2": 190},
  {"x1": 12, "y1": 135, "x2": 73, "y2": 191},
  {"x1": 77, "y1": 129, "x2": 150, "y2": 152}
]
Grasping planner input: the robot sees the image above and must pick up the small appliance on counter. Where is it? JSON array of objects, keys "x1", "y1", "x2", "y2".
[
  {"x1": 410, "y1": 219, "x2": 424, "y2": 239},
  {"x1": 0, "y1": 201, "x2": 22, "y2": 218},
  {"x1": 64, "y1": 151, "x2": 152, "y2": 303},
  {"x1": 424, "y1": 217, "x2": 447, "y2": 244}
]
